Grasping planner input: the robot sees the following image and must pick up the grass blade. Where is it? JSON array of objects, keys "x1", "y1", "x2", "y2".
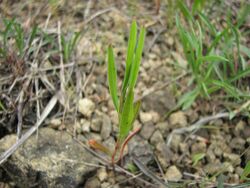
[
  {"x1": 122, "y1": 21, "x2": 137, "y2": 94},
  {"x1": 129, "y1": 27, "x2": 146, "y2": 89},
  {"x1": 107, "y1": 46, "x2": 119, "y2": 111},
  {"x1": 119, "y1": 88, "x2": 134, "y2": 142}
]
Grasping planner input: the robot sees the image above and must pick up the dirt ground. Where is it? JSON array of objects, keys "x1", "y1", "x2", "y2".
[{"x1": 0, "y1": 0, "x2": 250, "y2": 187}]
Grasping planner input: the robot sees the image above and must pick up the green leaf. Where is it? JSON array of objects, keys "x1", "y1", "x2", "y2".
[
  {"x1": 198, "y1": 55, "x2": 228, "y2": 63},
  {"x1": 241, "y1": 161, "x2": 250, "y2": 180},
  {"x1": 129, "y1": 27, "x2": 146, "y2": 89},
  {"x1": 177, "y1": 0, "x2": 193, "y2": 22},
  {"x1": 211, "y1": 80, "x2": 240, "y2": 100},
  {"x1": 119, "y1": 88, "x2": 134, "y2": 142},
  {"x1": 198, "y1": 12, "x2": 217, "y2": 36},
  {"x1": 131, "y1": 100, "x2": 141, "y2": 124},
  {"x1": 122, "y1": 21, "x2": 137, "y2": 94},
  {"x1": 192, "y1": 153, "x2": 205, "y2": 166},
  {"x1": 177, "y1": 88, "x2": 199, "y2": 110},
  {"x1": 107, "y1": 46, "x2": 119, "y2": 111}
]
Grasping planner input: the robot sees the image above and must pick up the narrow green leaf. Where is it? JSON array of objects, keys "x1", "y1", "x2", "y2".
[
  {"x1": 119, "y1": 88, "x2": 134, "y2": 142},
  {"x1": 177, "y1": 88, "x2": 199, "y2": 110},
  {"x1": 122, "y1": 21, "x2": 137, "y2": 94},
  {"x1": 198, "y1": 12, "x2": 217, "y2": 36},
  {"x1": 129, "y1": 27, "x2": 146, "y2": 89},
  {"x1": 192, "y1": 153, "x2": 205, "y2": 166},
  {"x1": 198, "y1": 55, "x2": 228, "y2": 63},
  {"x1": 177, "y1": 0, "x2": 193, "y2": 22},
  {"x1": 107, "y1": 46, "x2": 119, "y2": 111},
  {"x1": 241, "y1": 161, "x2": 250, "y2": 180},
  {"x1": 131, "y1": 100, "x2": 141, "y2": 124}
]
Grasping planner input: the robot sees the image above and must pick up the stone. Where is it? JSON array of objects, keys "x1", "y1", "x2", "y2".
[
  {"x1": 129, "y1": 136, "x2": 153, "y2": 165},
  {"x1": 170, "y1": 134, "x2": 182, "y2": 151},
  {"x1": 140, "y1": 122, "x2": 155, "y2": 140},
  {"x1": 80, "y1": 119, "x2": 91, "y2": 133},
  {"x1": 223, "y1": 153, "x2": 241, "y2": 165},
  {"x1": 0, "y1": 128, "x2": 97, "y2": 188},
  {"x1": 49, "y1": 118, "x2": 62, "y2": 128},
  {"x1": 101, "y1": 114, "x2": 112, "y2": 140},
  {"x1": 91, "y1": 118, "x2": 102, "y2": 132},
  {"x1": 156, "y1": 143, "x2": 174, "y2": 168},
  {"x1": 139, "y1": 111, "x2": 153, "y2": 124},
  {"x1": 110, "y1": 110, "x2": 118, "y2": 125},
  {"x1": 78, "y1": 98, "x2": 95, "y2": 117},
  {"x1": 84, "y1": 177, "x2": 101, "y2": 188},
  {"x1": 169, "y1": 111, "x2": 187, "y2": 128},
  {"x1": 156, "y1": 122, "x2": 170, "y2": 135},
  {"x1": 191, "y1": 142, "x2": 207, "y2": 154},
  {"x1": 150, "y1": 130, "x2": 164, "y2": 146},
  {"x1": 204, "y1": 162, "x2": 234, "y2": 174},
  {"x1": 165, "y1": 166, "x2": 182, "y2": 181},
  {"x1": 143, "y1": 89, "x2": 176, "y2": 116},
  {"x1": 229, "y1": 137, "x2": 246, "y2": 151},
  {"x1": 97, "y1": 168, "x2": 108, "y2": 182}
]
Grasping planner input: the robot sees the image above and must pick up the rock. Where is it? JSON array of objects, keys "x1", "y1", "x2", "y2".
[
  {"x1": 91, "y1": 118, "x2": 102, "y2": 132},
  {"x1": 156, "y1": 122, "x2": 170, "y2": 135},
  {"x1": 84, "y1": 177, "x2": 101, "y2": 188},
  {"x1": 97, "y1": 168, "x2": 108, "y2": 182},
  {"x1": 223, "y1": 153, "x2": 241, "y2": 165},
  {"x1": 169, "y1": 111, "x2": 187, "y2": 128},
  {"x1": 0, "y1": 128, "x2": 97, "y2": 188},
  {"x1": 191, "y1": 142, "x2": 207, "y2": 154},
  {"x1": 110, "y1": 110, "x2": 118, "y2": 125},
  {"x1": 140, "y1": 122, "x2": 155, "y2": 140},
  {"x1": 204, "y1": 162, "x2": 234, "y2": 174},
  {"x1": 165, "y1": 166, "x2": 182, "y2": 182},
  {"x1": 235, "y1": 120, "x2": 246, "y2": 136},
  {"x1": 101, "y1": 114, "x2": 112, "y2": 140},
  {"x1": 139, "y1": 111, "x2": 153, "y2": 124},
  {"x1": 129, "y1": 136, "x2": 153, "y2": 165},
  {"x1": 150, "y1": 130, "x2": 164, "y2": 146},
  {"x1": 229, "y1": 137, "x2": 246, "y2": 151},
  {"x1": 143, "y1": 89, "x2": 176, "y2": 116},
  {"x1": 156, "y1": 143, "x2": 174, "y2": 168},
  {"x1": 78, "y1": 98, "x2": 95, "y2": 117},
  {"x1": 80, "y1": 119, "x2": 91, "y2": 133},
  {"x1": 170, "y1": 134, "x2": 182, "y2": 152},
  {"x1": 49, "y1": 118, "x2": 62, "y2": 128}
]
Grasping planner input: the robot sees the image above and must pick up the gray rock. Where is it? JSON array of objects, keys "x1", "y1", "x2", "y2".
[
  {"x1": 140, "y1": 122, "x2": 155, "y2": 140},
  {"x1": 156, "y1": 122, "x2": 170, "y2": 135},
  {"x1": 170, "y1": 134, "x2": 182, "y2": 152},
  {"x1": 156, "y1": 143, "x2": 174, "y2": 168},
  {"x1": 143, "y1": 89, "x2": 176, "y2": 116},
  {"x1": 0, "y1": 128, "x2": 97, "y2": 188},
  {"x1": 169, "y1": 111, "x2": 187, "y2": 128},
  {"x1": 229, "y1": 137, "x2": 246, "y2": 151},
  {"x1": 91, "y1": 118, "x2": 102, "y2": 132},
  {"x1": 101, "y1": 114, "x2": 112, "y2": 140},
  {"x1": 165, "y1": 165, "x2": 182, "y2": 182},
  {"x1": 129, "y1": 136, "x2": 153, "y2": 165},
  {"x1": 150, "y1": 130, "x2": 164, "y2": 146}
]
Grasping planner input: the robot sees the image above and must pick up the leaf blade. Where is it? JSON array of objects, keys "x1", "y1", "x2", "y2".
[{"x1": 107, "y1": 46, "x2": 119, "y2": 111}]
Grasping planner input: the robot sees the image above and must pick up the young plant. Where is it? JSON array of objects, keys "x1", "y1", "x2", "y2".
[
  {"x1": 89, "y1": 21, "x2": 146, "y2": 164},
  {"x1": 176, "y1": 1, "x2": 250, "y2": 110}
]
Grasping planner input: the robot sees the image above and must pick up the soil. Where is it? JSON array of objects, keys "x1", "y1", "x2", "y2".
[{"x1": 0, "y1": 0, "x2": 249, "y2": 188}]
